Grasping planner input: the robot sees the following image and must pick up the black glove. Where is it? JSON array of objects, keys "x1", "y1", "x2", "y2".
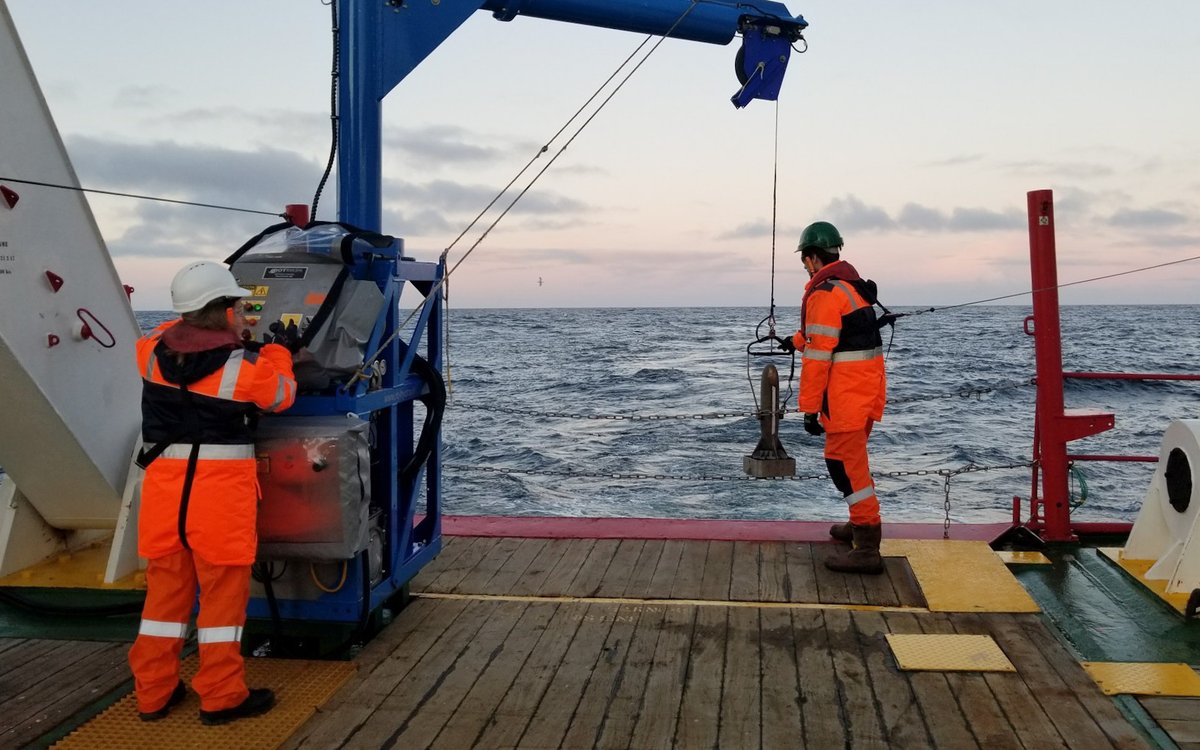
[
  {"x1": 778, "y1": 335, "x2": 796, "y2": 353},
  {"x1": 267, "y1": 321, "x2": 303, "y2": 353},
  {"x1": 804, "y1": 413, "x2": 825, "y2": 436},
  {"x1": 876, "y1": 312, "x2": 897, "y2": 330}
]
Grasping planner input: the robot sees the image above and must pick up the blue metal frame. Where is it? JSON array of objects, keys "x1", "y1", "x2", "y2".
[{"x1": 269, "y1": 0, "x2": 805, "y2": 628}]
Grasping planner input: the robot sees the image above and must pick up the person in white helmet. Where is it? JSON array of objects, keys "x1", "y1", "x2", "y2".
[{"x1": 128, "y1": 260, "x2": 296, "y2": 725}]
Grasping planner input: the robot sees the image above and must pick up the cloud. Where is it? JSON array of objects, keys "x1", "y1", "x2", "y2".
[
  {"x1": 67, "y1": 135, "x2": 321, "y2": 209},
  {"x1": 1002, "y1": 159, "x2": 1114, "y2": 180},
  {"x1": 1107, "y1": 207, "x2": 1189, "y2": 229},
  {"x1": 820, "y1": 195, "x2": 1024, "y2": 234},
  {"x1": 383, "y1": 125, "x2": 506, "y2": 167},
  {"x1": 824, "y1": 195, "x2": 895, "y2": 230},
  {"x1": 716, "y1": 219, "x2": 799, "y2": 240},
  {"x1": 386, "y1": 177, "x2": 586, "y2": 216},
  {"x1": 923, "y1": 154, "x2": 984, "y2": 168}
]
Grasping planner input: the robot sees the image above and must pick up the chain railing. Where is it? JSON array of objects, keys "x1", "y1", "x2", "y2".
[
  {"x1": 447, "y1": 378, "x2": 1035, "y2": 423},
  {"x1": 444, "y1": 460, "x2": 1036, "y2": 539}
]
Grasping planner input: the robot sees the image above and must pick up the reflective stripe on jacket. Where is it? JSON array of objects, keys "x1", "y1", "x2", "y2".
[
  {"x1": 798, "y1": 270, "x2": 886, "y2": 433},
  {"x1": 135, "y1": 320, "x2": 296, "y2": 564}
]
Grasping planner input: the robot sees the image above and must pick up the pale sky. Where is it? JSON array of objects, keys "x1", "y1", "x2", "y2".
[{"x1": 7, "y1": 0, "x2": 1200, "y2": 309}]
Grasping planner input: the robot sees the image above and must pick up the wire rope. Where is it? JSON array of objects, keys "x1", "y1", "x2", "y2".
[{"x1": 0, "y1": 176, "x2": 283, "y2": 218}]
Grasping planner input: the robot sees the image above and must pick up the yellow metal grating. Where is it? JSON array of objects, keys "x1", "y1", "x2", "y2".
[
  {"x1": 1097, "y1": 547, "x2": 1191, "y2": 615},
  {"x1": 882, "y1": 539, "x2": 1040, "y2": 613},
  {"x1": 994, "y1": 550, "x2": 1052, "y2": 565},
  {"x1": 0, "y1": 540, "x2": 145, "y2": 590},
  {"x1": 887, "y1": 633, "x2": 1017, "y2": 672},
  {"x1": 51, "y1": 656, "x2": 355, "y2": 749},
  {"x1": 1082, "y1": 661, "x2": 1200, "y2": 696}
]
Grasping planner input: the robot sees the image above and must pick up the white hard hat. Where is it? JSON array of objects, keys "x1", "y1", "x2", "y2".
[{"x1": 170, "y1": 260, "x2": 252, "y2": 313}]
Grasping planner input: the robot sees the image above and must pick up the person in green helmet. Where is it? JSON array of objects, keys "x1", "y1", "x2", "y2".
[{"x1": 781, "y1": 221, "x2": 888, "y2": 574}]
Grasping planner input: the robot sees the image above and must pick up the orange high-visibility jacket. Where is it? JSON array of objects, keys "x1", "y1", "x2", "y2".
[
  {"x1": 797, "y1": 264, "x2": 886, "y2": 433},
  {"x1": 136, "y1": 320, "x2": 296, "y2": 565}
]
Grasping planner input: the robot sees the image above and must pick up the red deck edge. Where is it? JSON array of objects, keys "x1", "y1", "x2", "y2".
[{"x1": 441, "y1": 515, "x2": 1015, "y2": 543}]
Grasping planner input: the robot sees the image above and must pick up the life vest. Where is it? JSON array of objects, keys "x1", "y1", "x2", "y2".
[
  {"x1": 135, "y1": 320, "x2": 296, "y2": 565},
  {"x1": 797, "y1": 260, "x2": 887, "y2": 432}
]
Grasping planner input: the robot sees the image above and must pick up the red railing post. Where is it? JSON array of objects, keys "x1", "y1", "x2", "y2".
[
  {"x1": 1028, "y1": 190, "x2": 1072, "y2": 540},
  {"x1": 1027, "y1": 189, "x2": 1114, "y2": 541}
]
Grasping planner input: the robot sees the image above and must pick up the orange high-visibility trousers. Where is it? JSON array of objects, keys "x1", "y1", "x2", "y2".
[
  {"x1": 128, "y1": 549, "x2": 252, "y2": 713},
  {"x1": 823, "y1": 421, "x2": 880, "y2": 526}
]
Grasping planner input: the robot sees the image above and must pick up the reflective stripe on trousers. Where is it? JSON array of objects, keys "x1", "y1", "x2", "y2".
[
  {"x1": 128, "y1": 549, "x2": 252, "y2": 714},
  {"x1": 823, "y1": 423, "x2": 880, "y2": 526}
]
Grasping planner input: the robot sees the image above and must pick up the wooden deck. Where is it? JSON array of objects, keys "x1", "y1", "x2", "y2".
[
  {"x1": 0, "y1": 636, "x2": 131, "y2": 748},
  {"x1": 282, "y1": 537, "x2": 1156, "y2": 749}
]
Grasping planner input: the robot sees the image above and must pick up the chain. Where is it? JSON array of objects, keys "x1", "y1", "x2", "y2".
[
  {"x1": 450, "y1": 378, "x2": 1035, "y2": 423},
  {"x1": 933, "y1": 461, "x2": 1036, "y2": 539},
  {"x1": 451, "y1": 403, "x2": 754, "y2": 421},
  {"x1": 444, "y1": 461, "x2": 1033, "y2": 484}
]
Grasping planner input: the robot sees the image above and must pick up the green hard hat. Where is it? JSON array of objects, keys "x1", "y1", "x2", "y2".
[{"x1": 797, "y1": 221, "x2": 843, "y2": 253}]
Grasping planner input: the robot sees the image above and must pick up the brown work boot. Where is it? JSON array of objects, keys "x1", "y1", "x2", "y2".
[
  {"x1": 829, "y1": 522, "x2": 852, "y2": 544},
  {"x1": 824, "y1": 524, "x2": 884, "y2": 575}
]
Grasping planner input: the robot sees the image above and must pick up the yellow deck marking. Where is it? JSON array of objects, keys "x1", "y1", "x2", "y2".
[
  {"x1": 994, "y1": 550, "x2": 1052, "y2": 565},
  {"x1": 1097, "y1": 547, "x2": 1191, "y2": 615},
  {"x1": 882, "y1": 539, "x2": 1040, "y2": 613},
  {"x1": 887, "y1": 633, "x2": 1016, "y2": 672},
  {"x1": 416, "y1": 591, "x2": 928, "y2": 614},
  {"x1": 0, "y1": 540, "x2": 144, "y2": 590},
  {"x1": 51, "y1": 656, "x2": 355, "y2": 749},
  {"x1": 1083, "y1": 662, "x2": 1200, "y2": 696}
]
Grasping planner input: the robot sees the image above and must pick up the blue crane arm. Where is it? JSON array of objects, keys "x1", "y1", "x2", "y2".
[
  {"x1": 479, "y1": 0, "x2": 806, "y2": 46},
  {"x1": 336, "y1": 0, "x2": 807, "y2": 229}
]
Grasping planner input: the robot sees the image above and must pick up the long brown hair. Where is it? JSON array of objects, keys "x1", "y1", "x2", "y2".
[{"x1": 181, "y1": 297, "x2": 234, "y2": 331}]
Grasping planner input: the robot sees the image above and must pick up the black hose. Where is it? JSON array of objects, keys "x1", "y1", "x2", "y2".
[{"x1": 399, "y1": 352, "x2": 447, "y2": 484}]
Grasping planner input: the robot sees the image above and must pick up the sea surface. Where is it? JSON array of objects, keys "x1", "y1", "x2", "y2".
[{"x1": 135, "y1": 306, "x2": 1199, "y2": 527}]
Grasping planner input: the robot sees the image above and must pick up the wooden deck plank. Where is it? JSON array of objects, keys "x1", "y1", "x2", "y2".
[
  {"x1": 536, "y1": 539, "x2": 597, "y2": 597},
  {"x1": 347, "y1": 599, "x2": 523, "y2": 748},
  {"x1": 719, "y1": 606, "x2": 761, "y2": 750},
  {"x1": 481, "y1": 537, "x2": 548, "y2": 596},
  {"x1": 670, "y1": 540, "x2": 709, "y2": 600},
  {"x1": 627, "y1": 604, "x2": 694, "y2": 750},
  {"x1": 729, "y1": 540, "x2": 760, "y2": 602},
  {"x1": 783, "y1": 542, "x2": 819, "y2": 603},
  {"x1": 412, "y1": 601, "x2": 556, "y2": 749},
  {"x1": 644, "y1": 539, "x2": 685, "y2": 599},
  {"x1": 291, "y1": 597, "x2": 477, "y2": 748},
  {"x1": 860, "y1": 558, "x2": 901, "y2": 607},
  {"x1": 0, "y1": 640, "x2": 130, "y2": 750},
  {"x1": 813, "y1": 544, "x2": 859, "y2": 604},
  {"x1": 884, "y1": 556, "x2": 927, "y2": 608},
  {"x1": 566, "y1": 538, "x2": 621, "y2": 598},
  {"x1": 594, "y1": 604, "x2": 667, "y2": 750},
  {"x1": 465, "y1": 602, "x2": 585, "y2": 750},
  {"x1": 824, "y1": 608, "x2": 889, "y2": 747},
  {"x1": 593, "y1": 539, "x2": 646, "y2": 598},
  {"x1": 1140, "y1": 696, "x2": 1200, "y2": 722},
  {"x1": 699, "y1": 540, "x2": 734, "y2": 601},
  {"x1": 882, "y1": 612, "x2": 980, "y2": 749},
  {"x1": 516, "y1": 602, "x2": 620, "y2": 748},
  {"x1": 675, "y1": 605, "x2": 727, "y2": 749},
  {"x1": 507, "y1": 538, "x2": 572, "y2": 597},
  {"x1": 852, "y1": 611, "x2": 932, "y2": 748},
  {"x1": 1015, "y1": 615, "x2": 1151, "y2": 749},
  {"x1": 921, "y1": 611, "x2": 1018, "y2": 749},
  {"x1": 452, "y1": 536, "x2": 524, "y2": 594},
  {"x1": 949, "y1": 613, "x2": 1069, "y2": 750},
  {"x1": 620, "y1": 539, "x2": 664, "y2": 599},
  {"x1": 426, "y1": 537, "x2": 500, "y2": 593},
  {"x1": 793, "y1": 607, "x2": 847, "y2": 748},
  {"x1": 758, "y1": 541, "x2": 789, "y2": 602},
  {"x1": 410, "y1": 534, "x2": 472, "y2": 591},
  {"x1": 759, "y1": 608, "x2": 804, "y2": 750},
  {"x1": 986, "y1": 614, "x2": 1123, "y2": 750},
  {"x1": 558, "y1": 602, "x2": 644, "y2": 749}
]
